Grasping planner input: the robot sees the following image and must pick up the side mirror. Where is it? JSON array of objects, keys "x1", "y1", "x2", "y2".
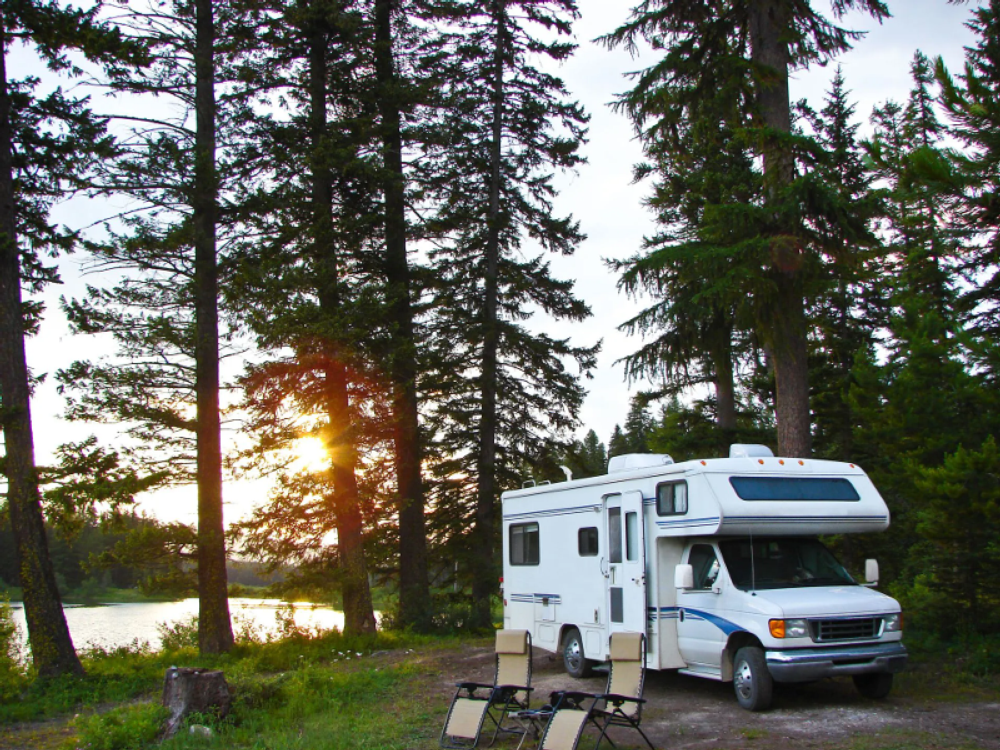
[
  {"x1": 675, "y1": 564, "x2": 694, "y2": 590},
  {"x1": 865, "y1": 559, "x2": 879, "y2": 585}
]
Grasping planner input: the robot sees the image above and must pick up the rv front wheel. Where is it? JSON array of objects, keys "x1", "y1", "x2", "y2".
[
  {"x1": 853, "y1": 672, "x2": 893, "y2": 699},
  {"x1": 733, "y1": 646, "x2": 773, "y2": 711},
  {"x1": 562, "y1": 628, "x2": 593, "y2": 678}
]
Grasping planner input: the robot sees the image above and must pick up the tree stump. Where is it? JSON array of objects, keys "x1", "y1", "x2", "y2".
[{"x1": 162, "y1": 667, "x2": 232, "y2": 738}]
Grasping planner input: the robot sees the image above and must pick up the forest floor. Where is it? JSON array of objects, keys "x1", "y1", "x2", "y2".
[{"x1": 1, "y1": 637, "x2": 998, "y2": 749}]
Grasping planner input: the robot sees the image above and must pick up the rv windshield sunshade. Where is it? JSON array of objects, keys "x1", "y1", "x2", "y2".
[{"x1": 729, "y1": 476, "x2": 860, "y2": 502}]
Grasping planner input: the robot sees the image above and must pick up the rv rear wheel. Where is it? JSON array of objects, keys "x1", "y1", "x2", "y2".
[
  {"x1": 853, "y1": 672, "x2": 893, "y2": 699},
  {"x1": 733, "y1": 646, "x2": 773, "y2": 711},
  {"x1": 561, "y1": 628, "x2": 593, "y2": 678}
]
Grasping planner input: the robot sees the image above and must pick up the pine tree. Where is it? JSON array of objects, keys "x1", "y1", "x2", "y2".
[
  {"x1": 850, "y1": 53, "x2": 982, "y2": 587},
  {"x1": 799, "y1": 68, "x2": 882, "y2": 461},
  {"x1": 609, "y1": 20, "x2": 757, "y2": 436},
  {"x1": 371, "y1": 0, "x2": 431, "y2": 631},
  {"x1": 603, "y1": 0, "x2": 890, "y2": 458},
  {"x1": 224, "y1": 0, "x2": 378, "y2": 635},
  {"x1": 937, "y1": 0, "x2": 1000, "y2": 382},
  {"x1": 58, "y1": 0, "x2": 235, "y2": 653},
  {"x1": 417, "y1": 0, "x2": 594, "y2": 627},
  {"x1": 561, "y1": 430, "x2": 607, "y2": 479},
  {"x1": 0, "y1": 0, "x2": 141, "y2": 678},
  {"x1": 913, "y1": 437, "x2": 1000, "y2": 636}
]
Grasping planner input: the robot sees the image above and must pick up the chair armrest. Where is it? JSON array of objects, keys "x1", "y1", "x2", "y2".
[
  {"x1": 548, "y1": 690, "x2": 596, "y2": 710},
  {"x1": 594, "y1": 693, "x2": 647, "y2": 708},
  {"x1": 455, "y1": 681, "x2": 494, "y2": 695}
]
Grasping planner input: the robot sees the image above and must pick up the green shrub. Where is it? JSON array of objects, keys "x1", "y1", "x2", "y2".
[
  {"x1": 0, "y1": 596, "x2": 27, "y2": 702},
  {"x1": 157, "y1": 615, "x2": 199, "y2": 651},
  {"x1": 73, "y1": 702, "x2": 170, "y2": 750}
]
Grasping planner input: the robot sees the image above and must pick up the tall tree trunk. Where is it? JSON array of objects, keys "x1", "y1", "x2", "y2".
[
  {"x1": 471, "y1": 0, "x2": 506, "y2": 630},
  {"x1": 308, "y1": 5, "x2": 375, "y2": 636},
  {"x1": 748, "y1": 0, "x2": 811, "y2": 458},
  {"x1": 0, "y1": 31, "x2": 83, "y2": 678},
  {"x1": 708, "y1": 320, "x2": 737, "y2": 433},
  {"x1": 373, "y1": 0, "x2": 430, "y2": 630},
  {"x1": 193, "y1": 0, "x2": 233, "y2": 654}
]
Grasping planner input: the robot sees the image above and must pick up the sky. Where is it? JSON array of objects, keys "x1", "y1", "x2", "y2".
[{"x1": 19, "y1": 0, "x2": 986, "y2": 527}]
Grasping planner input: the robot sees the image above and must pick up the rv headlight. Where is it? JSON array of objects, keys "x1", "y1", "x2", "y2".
[
  {"x1": 769, "y1": 618, "x2": 808, "y2": 639},
  {"x1": 884, "y1": 613, "x2": 902, "y2": 632}
]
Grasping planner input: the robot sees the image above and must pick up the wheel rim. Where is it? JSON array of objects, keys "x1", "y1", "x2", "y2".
[
  {"x1": 735, "y1": 659, "x2": 754, "y2": 701},
  {"x1": 565, "y1": 637, "x2": 583, "y2": 673}
]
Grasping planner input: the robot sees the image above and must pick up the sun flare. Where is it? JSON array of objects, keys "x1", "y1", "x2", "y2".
[{"x1": 293, "y1": 437, "x2": 330, "y2": 474}]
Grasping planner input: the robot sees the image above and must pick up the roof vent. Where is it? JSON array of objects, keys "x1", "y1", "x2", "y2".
[
  {"x1": 608, "y1": 453, "x2": 674, "y2": 474},
  {"x1": 730, "y1": 443, "x2": 774, "y2": 459}
]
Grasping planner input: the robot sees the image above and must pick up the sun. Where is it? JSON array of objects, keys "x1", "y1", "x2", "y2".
[{"x1": 292, "y1": 437, "x2": 330, "y2": 474}]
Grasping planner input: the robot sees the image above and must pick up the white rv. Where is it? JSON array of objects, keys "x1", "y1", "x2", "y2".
[{"x1": 500, "y1": 445, "x2": 907, "y2": 711}]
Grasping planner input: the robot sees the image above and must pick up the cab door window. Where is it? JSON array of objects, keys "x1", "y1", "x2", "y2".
[{"x1": 689, "y1": 544, "x2": 721, "y2": 590}]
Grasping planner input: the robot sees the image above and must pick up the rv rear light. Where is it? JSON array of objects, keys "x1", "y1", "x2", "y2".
[
  {"x1": 769, "y1": 619, "x2": 808, "y2": 639},
  {"x1": 884, "y1": 613, "x2": 902, "y2": 632}
]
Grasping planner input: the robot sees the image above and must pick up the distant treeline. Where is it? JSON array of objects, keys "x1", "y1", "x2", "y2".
[{"x1": 0, "y1": 516, "x2": 282, "y2": 598}]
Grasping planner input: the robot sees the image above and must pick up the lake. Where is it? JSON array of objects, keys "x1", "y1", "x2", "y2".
[{"x1": 8, "y1": 598, "x2": 350, "y2": 654}]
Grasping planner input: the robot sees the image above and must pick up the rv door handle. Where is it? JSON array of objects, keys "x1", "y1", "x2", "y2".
[{"x1": 600, "y1": 557, "x2": 608, "y2": 577}]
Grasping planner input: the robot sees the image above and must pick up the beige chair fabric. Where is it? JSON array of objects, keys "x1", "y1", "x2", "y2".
[
  {"x1": 538, "y1": 631, "x2": 655, "y2": 750},
  {"x1": 444, "y1": 698, "x2": 491, "y2": 742},
  {"x1": 539, "y1": 709, "x2": 590, "y2": 750},
  {"x1": 440, "y1": 630, "x2": 533, "y2": 749},
  {"x1": 495, "y1": 629, "x2": 531, "y2": 705}
]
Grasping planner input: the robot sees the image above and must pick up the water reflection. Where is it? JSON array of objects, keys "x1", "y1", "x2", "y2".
[{"x1": 9, "y1": 598, "x2": 349, "y2": 652}]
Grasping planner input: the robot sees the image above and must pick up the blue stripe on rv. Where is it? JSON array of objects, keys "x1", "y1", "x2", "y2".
[{"x1": 647, "y1": 606, "x2": 744, "y2": 635}]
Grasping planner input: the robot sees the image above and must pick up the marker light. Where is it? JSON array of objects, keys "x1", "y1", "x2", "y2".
[{"x1": 769, "y1": 619, "x2": 809, "y2": 639}]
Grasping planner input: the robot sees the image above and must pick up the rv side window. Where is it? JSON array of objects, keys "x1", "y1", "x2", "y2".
[
  {"x1": 608, "y1": 508, "x2": 622, "y2": 563},
  {"x1": 625, "y1": 512, "x2": 639, "y2": 561},
  {"x1": 578, "y1": 527, "x2": 599, "y2": 556},
  {"x1": 656, "y1": 482, "x2": 688, "y2": 515},
  {"x1": 510, "y1": 523, "x2": 540, "y2": 565}
]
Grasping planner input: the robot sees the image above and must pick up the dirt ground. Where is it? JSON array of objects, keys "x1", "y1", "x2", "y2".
[
  {"x1": 3, "y1": 642, "x2": 999, "y2": 749},
  {"x1": 432, "y1": 643, "x2": 1000, "y2": 750}
]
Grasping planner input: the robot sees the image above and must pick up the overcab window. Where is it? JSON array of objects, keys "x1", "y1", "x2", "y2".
[{"x1": 510, "y1": 522, "x2": 540, "y2": 565}]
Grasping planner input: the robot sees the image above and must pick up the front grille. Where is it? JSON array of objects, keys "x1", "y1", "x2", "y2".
[{"x1": 810, "y1": 617, "x2": 882, "y2": 642}]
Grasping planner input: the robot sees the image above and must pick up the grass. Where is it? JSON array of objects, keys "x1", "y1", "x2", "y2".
[{"x1": 0, "y1": 618, "x2": 462, "y2": 750}]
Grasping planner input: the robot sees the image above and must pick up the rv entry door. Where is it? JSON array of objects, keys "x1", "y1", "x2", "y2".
[{"x1": 605, "y1": 490, "x2": 648, "y2": 638}]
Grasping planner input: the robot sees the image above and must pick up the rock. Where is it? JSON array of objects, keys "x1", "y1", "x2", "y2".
[
  {"x1": 162, "y1": 667, "x2": 232, "y2": 738},
  {"x1": 189, "y1": 724, "x2": 214, "y2": 738}
]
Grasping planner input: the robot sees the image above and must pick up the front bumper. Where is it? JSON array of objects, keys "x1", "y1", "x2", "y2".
[{"x1": 766, "y1": 642, "x2": 908, "y2": 683}]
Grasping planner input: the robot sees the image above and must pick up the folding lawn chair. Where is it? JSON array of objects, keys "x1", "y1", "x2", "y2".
[
  {"x1": 538, "y1": 631, "x2": 655, "y2": 750},
  {"x1": 440, "y1": 629, "x2": 534, "y2": 748}
]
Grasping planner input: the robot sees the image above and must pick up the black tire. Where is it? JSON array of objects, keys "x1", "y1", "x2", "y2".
[
  {"x1": 733, "y1": 646, "x2": 774, "y2": 711},
  {"x1": 853, "y1": 672, "x2": 893, "y2": 699},
  {"x1": 561, "y1": 628, "x2": 593, "y2": 678}
]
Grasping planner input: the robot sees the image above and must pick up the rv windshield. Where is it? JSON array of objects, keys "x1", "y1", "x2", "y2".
[{"x1": 718, "y1": 537, "x2": 856, "y2": 590}]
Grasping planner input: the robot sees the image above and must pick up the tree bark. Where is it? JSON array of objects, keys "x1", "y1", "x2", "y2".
[
  {"x1": 308, "y1": 3, "x2": 375, "y2": 636},
  {"x1": 470, "y1": 0, "x2": 506, "y2": 630},
  {"x1": 373, "y1": 0, "x2": 430, "y2": 630},
  {"x1": 748, "y1": 0, "x2": 811, "y2": 458},
  {"x1": 162, "y1": 667, "x2": 231, "y2": 738},
  {"x1": 0, "y1": 27, "x2": 83, "y2": 679},
  {"x1": 708, "y1": 320, "x2": 738, "y2": 433},
  {"x1": 193, "y1": 0, "x2": 233, "y2": 654}
]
